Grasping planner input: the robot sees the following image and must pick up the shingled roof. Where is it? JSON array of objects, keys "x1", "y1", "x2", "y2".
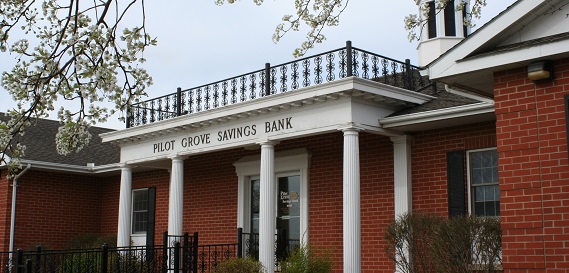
[
  {"x1": 0, "y1": 113, "x2": 119, "y2": 166},
  {"x1": 387, "y1": 85, "x2": 483, "y2": 117}
]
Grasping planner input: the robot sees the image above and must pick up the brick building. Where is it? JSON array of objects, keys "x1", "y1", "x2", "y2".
[{"x1": 0, "y1": 0, "x2": 568, "y2": 272}]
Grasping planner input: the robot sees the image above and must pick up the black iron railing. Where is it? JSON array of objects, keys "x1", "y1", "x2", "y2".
[
  {"x1": 126, "y1": 41, "x2": 433, "y2": 128},
  {"x1": 0, "y1": 229, "x2": 307, "y2": 273},
  {"x1": 237, "y1": 228, "x2": 301, "y2": 268}
]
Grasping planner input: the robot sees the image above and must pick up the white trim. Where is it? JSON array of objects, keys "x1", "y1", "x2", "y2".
[
  {"x1": 7, "y1": 159, "x2": 122, "y2": 174},
  {"x1": 234, "y1": 149, "x2": 310, "y2": 245},
  {"x1": 380, "y1": 102, "x2": 495, "y2": 128},
  {"x1": 445, "y1": 85, "x2": 495, "y2": 104}
]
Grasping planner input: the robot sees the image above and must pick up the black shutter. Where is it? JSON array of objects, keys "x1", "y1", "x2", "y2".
[
  {"x1": 146, "y1": 187, "x2": 156, "y2": 247},
  {"x1": 447, "y1": 151, "x2": 466, "y2": 217}
]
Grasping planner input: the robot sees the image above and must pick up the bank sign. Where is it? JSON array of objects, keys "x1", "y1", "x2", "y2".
[{"x1": 152, "y1": 117, "x2": 293, "y2": 154}]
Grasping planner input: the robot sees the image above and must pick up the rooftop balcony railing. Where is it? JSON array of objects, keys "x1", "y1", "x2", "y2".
[{"x1": 126, "y1": 41, "x2": 433, "y2": 128}]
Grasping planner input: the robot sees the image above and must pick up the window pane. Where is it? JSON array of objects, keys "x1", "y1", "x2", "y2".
[
  {"x1": 484, "y1": 186, "x2": 495, "y2": 201},
  {"x1": 251, "y1": 179, "x2": 260, "y2": 234}
]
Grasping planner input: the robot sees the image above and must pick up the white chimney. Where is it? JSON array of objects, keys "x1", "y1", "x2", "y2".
[{"x1": 417, "y1": 0, "x2": 470, "y2": 66}]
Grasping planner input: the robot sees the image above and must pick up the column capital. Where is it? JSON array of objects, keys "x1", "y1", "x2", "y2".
[
  {"x1": 168, "y1": 155, "x2": 188, "y2": 162},
  {"x1": 256, "y1": 138, "x2": 279, "y2": 147},
  {"x1": 338, "y1": 123, "x2": 365, "y2": 134},
  {"x1": 390, "y1": 135, "x2": 414, "y2": 145}
]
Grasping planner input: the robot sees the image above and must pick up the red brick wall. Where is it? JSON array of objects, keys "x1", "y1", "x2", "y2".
[
  {"x1": 0, "y1": 172, "x2": 12, "y2": 251},
  {"x1": 412, "y1": 121, "x2": 497, "y2": 215},
  {"x1": 8, "y1": 170, "x2": 105, "y2": 250},
  {"x1": 494, "y1": 58, "x2": 569, "y2": 272}
]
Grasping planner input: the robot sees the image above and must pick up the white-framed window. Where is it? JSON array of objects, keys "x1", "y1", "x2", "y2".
[
  {"x1": 132, "y1": 188, "x2": 149, "y2": 234},
  {"x1": 234, "y1": 149, "x2": 310, "y2": 245},
  {"x1": 467, "y1": 148, "x2": 500, "y2": 217}
]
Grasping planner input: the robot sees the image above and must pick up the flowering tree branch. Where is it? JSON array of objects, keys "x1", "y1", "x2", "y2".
[
  {"x1": 405, "y1": 0, "x2": 487, "y2": 42},
  {"x1": 0, "y1": 0, "x2": 156, "y2": 176}
]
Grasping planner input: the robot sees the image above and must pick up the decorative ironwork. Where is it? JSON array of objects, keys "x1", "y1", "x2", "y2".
[
  {"x1": 326, "y1": 52, "x2": 335, "y2": 82},
  {"x1": 291, "y1": 62, "x2": 299, "y2": 90},
  {"x1": 249, "y1": 73, "x2": 257, "y2": 100},
  {"x1": 314, "y1": 56, "x2": 323, "y2": 84},
  {"x1": 270, "y1": 68, "x2": 277, "y2": 95},
  {"x1": 126, "y1": 42, "x2": 434, "y2": 128},
  {"x1": 279, "y1": 65, "x2": 288, "y2": 93},
  {"x1": 302, "y1": 59, "x2": 311, "y2": 87},
  {"x1": 213, "y1": 83, "x2": 220, "y2": 108}
]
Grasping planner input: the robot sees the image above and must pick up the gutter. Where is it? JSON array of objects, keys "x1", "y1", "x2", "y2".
[{"x1": 8, "y1": 163, "x2": 31, "y2": 270}]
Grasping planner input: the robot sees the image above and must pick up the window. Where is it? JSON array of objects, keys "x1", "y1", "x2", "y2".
[
  {"x1": 132, "y1": 189, "x2": 149, "y2": 234},
  {"x1": 427, "y1": 1, "x2": 437, "y2": 39},
  {"x1": 467, "y1": 149, "x2": 500, "y2": 217},
  {"x1": 444, "y1": 0, "x2": 456, "y2": 36}
]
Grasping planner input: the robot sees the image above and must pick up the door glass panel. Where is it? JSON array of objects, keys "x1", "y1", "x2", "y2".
[
  {"x1": 277, "y1": 175, "x2": 301, "y2": 254},
  {"x1": 251, "y1": 178, "x2": 260, "y2": 234}
]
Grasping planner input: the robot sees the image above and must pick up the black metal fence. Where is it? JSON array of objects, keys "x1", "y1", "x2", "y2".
[
  {"x1": 0, "y1": 232, "x2": 241, "y2": 273},
  {"x1": 1, "y1": 229, "x2": 307, "y2": 273},
  {"x1": 126, "y1": 41, "x2": 433, "y2": 128}
]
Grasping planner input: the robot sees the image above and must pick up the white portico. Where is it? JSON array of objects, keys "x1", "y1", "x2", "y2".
[{"x1": 101, "y1": 75, "x2": 432, "y2": 272}]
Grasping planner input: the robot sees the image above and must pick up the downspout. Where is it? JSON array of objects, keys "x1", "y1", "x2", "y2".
[{"x1": 8, "y1": 163, "x2": 31, "y2": 269}]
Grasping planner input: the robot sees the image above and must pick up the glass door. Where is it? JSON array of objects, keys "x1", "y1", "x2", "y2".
[
  {"x1": 249, "y1": 174, "x2": 301, "y2": 258},
  {"x1": 276, "y1": 175, "x2": 301, "y2": 256}
]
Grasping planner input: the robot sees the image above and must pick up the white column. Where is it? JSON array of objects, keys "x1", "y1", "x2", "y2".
[
  {"x1": 168, "y1": 156, "x2": 186, "y2": 237},
  {"x1": 259, "y1": 141, "x2": 276, "y2": 273},
  {"x1": 342, "y1": 127, "x2": 361, "y2": 273},
  {"x1": 391, "y1": 135, "x2": 413, "y2": 273},
  {"x1": 117, "y1": 164, "x2": 133, "y2": 248},
  {"x1": 391, "y1": 136, "x2": 413, "y2": 217}
]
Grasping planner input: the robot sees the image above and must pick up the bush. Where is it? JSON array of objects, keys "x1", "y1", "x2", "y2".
[
  {"x1": 279, "y1": 244, "x2": 333, "y2": 273},
  {"x1": 214, "y1": 258, "x2": 264, "y2": 273},
  {"x1": 67, "y1": 233, "x2": 117, "y2": 248},
  {"x1": 384, "y1": 213, "x2": 502, "y2": 273}
]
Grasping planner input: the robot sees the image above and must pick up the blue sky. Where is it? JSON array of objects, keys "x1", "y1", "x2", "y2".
[{"x1": 0, "y1": 0, "x2": 517, "y2": 129}]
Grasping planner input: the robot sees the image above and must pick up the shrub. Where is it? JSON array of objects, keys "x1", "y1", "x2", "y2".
[
  {"x1": 384, "y1": 213, "x2": 502, "y2": 273},
  {"x1": 214, "y1": 258, "x2": 264, "y2": 273},
  {"x1": 279, "y1": 244, "x2": 333, "y2": 273}
]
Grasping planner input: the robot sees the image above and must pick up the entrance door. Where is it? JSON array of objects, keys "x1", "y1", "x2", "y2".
[{"x1": 250, "y1": 174, "x2": 301, "y2": 258}]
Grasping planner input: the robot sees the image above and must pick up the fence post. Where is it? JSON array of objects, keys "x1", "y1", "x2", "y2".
[
  {"x1": 173, "y1": 242, "x2": 180, "y2": 273},
  {"x1": 192, "y1": 232, "x2": 199, "y2": 273},
  {"x1": 346, "y1": 40, "x2": 353, "y2": 77},
  {"x1": 404, "y1": 59, "x2": 412, "y2": 90},
  {"x1": 162, "y1": 231, "x2": 168, "y2": 273},
  {"x1": 176, "y1": 87, "x2": 182, "y2": 116},
  {"x1": 15, "y1": 249, "x2": 23, "y2": 273},
  {"x1": 24, "y1": 259, "x2": 31, "y2": 273},
  {"x1": 183, "y1": 232, "x2": 189, "y2": 273},
  {"x1": 126, "y1": 105, "x2": 131, "y2": 128},
  {"x1": 237, "y1": 228, "x2": 243, "y2": 258},
  {"x1": 100, "y1": 244, "x2": 108, "y2": 273},
  {"x1": 34, "y1": 246, "x2": 41, "y2": 273},
  {"x1": 264, "y1": 63, "x2": 271, "y2": 97}
]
